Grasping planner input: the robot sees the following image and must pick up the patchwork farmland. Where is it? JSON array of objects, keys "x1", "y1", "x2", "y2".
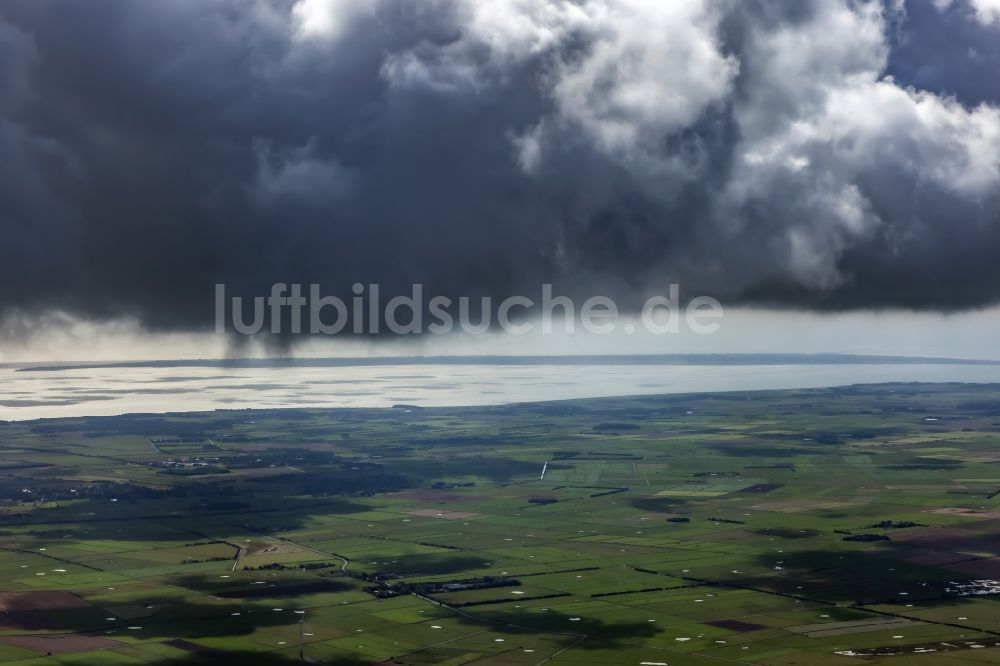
[{"x1": 1, "y1": 384, "x2": 1000, "y2": 663}]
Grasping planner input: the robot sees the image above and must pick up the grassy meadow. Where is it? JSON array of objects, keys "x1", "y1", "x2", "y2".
[{"x1": 1, "y1": 383, "x2": 1000, "y2": 664}]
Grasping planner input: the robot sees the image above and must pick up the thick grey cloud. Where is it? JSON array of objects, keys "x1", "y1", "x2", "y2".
[{"x1": 1, "y1": 0, "x2": 999, "y2": 336}]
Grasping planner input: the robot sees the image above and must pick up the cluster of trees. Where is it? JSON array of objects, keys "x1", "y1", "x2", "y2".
[{"x1": 362, "y1": 575, "x2": 520, "y2": 599}]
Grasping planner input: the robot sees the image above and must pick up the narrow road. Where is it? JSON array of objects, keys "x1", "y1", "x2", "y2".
[{"x1": 230, "y1": 546, "x2": 243, "y2": 572}]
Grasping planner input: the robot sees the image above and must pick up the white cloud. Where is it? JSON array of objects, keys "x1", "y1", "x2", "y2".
[
  {"x1": 291, "y1": 0, "x2": 375, "y2": 41},
  {"x1": 971, "y1": 0, "x2": 1000, "y2": 23},
  {"x1": 372, "y1": 0, "x2": 1000, "y2": 293},
  {"x1": 934, "y1": 0, "x2": 1000, "y2": 24},
  {"x1": 719, "y1": 1, "x2": 1000, "y2": 290},
  {"x1": 381, "y1": 0, "x2": 597, "y2": 92},
  {"x1": 545, "y1": 0, "x2": 737, "y2": 158},
  {"x1": 381, "y1": 0, "x2": 737, "y2": 161}
]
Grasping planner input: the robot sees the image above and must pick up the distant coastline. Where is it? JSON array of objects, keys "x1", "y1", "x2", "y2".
[{"x1": 16, "y1": 353, "x2": 1000, "y2": 373}]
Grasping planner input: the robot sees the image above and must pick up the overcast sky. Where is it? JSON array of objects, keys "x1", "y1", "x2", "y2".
[{"x1": 2, "y1": 0, "x2": 1000, "y2": 360}]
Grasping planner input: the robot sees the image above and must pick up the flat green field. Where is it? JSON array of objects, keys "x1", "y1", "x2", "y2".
[{"x1": 2, "y1": 383, "x2": 1000, "y2": 664}]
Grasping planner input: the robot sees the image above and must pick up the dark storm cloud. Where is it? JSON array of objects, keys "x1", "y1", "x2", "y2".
[
  {"x1": 1, "y1": 0, "x2": 999, "y2": 337},
  {"x1": 887, "y1": 0, "x2": 1000, "y2": 106}
]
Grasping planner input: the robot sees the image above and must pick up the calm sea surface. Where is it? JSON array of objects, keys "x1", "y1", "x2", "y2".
[{"x1": 4, "y1": 362, "x2": 1000, "y2": 421}]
